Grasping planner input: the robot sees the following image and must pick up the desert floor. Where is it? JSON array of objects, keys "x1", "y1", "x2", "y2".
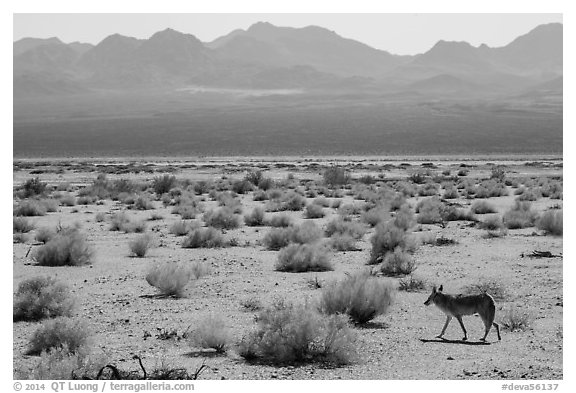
[{"x1": 13, "y1": 157, "x2": 563, "y2": 380}]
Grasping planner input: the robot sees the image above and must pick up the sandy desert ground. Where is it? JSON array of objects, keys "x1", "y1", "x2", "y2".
[{"x1": 12, "y1": 157, "x2": 563, "y2": 380}]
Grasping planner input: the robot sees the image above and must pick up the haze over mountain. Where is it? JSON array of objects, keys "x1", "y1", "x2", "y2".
[{"x1": 13, "y1": 22, "x2": 562, "y2": 157}]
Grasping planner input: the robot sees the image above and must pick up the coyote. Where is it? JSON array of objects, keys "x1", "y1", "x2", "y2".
[{"x1": 424, "y1": 285, "x2": 501, "y2": 341}]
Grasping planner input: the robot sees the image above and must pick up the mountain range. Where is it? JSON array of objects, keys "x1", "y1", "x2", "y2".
[{"x1": 13, "y1": 22, "x2": 562, "y2": 97}]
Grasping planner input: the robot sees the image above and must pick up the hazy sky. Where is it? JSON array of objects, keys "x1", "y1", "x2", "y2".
[{"x1": 13, "y1": 13, "x2": 562, "y2": 55}]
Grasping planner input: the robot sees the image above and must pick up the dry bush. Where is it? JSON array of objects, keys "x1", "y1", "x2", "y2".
[
  {"x1": 516, "y1": 188, "x2": 541, "y2": 201},
  {"x1": 329, "y1": 235, "x2": 360, "y2": 251},
  {"x1": 313, "y1": 197, "x2": 331, "y2": 207},
  {"x1": 275, "y1": 244, "x2": 332, "y2": 272},
  {"x1": 281, "y1": 192, "x2": 307, "y2": 211},
  {"x1": 14, "y1": 200, "x2": 47, "y2": 216},
  {"x1": 13, "y1": 217, "x2": 35, "y2": 233},
  {"x1": 27, "y1": 317, "x2": 90, "y2": 355},
  {"x1": 94, "y1": 212, "x2": 106, "y2": 222},
  {"x1": 325, "y1": 218, "x2": 366, "y2": 239},
  {"x1": 34, "y1": 229, "x2": 94, "y2": 267},
  {"x1": 478, "y1": 215, "x2": 505, "y2": 231},
  {"x1": 368, "y1": 221, "x2": 415, "y2": 265},
  {"x1": 462, "y1": 279, "x2": 507, "y2": 301},
  {"x1": 290, "y1": 221, "x2": 323, "y2": 244},
  {"x1": 153, "y1": 175, "x2": 177, "y2": 195},
  {"x1": 304, "y1": 204, "x2": 325, "y2": 219},
  {"x1": 416, "y1": 197, "x2": 443, "y2": 224},
  {"x1": 232, "y1": 179, "x2": 254, "y2": 194},
  {"x1": 380, "y1": 247, "x2": 417, "y2": 276},
  {"x1": 134, "y1": 195, "x2": 154, "y2": 210},
  {"x1": 13, "y1": 277, "x2": 75, "y2": 322},
  {"x1": 169, "y1": 220, "x2": 199, "y2": 236},
  {"x1": 443, "y1": 186, "x2": 459, "y2": 199},
  {"x1": 146, "y1": 262, "x2": 208, "y2": 298},
  {"x1": 263, "y1": 227, "x2": 293, "y2": 250},
  {"x1": 244, "y1": 207, "x2": 266, "y2": 226},
  {"x1": 237, "y1": 300, "x2": 356, "y2": 365},
  {"x1": 109, "y1": 212, "x2": 147, "y2": 233},
  {"x1": 203, "y1": 207, "x2": 241, "y2": 229},
  {"x1": 182, "y1": 228, "x2": 226, "y2": 248},
  {"x1": 471, "y1": 201, "x2": 497, "y2": 214},
  {"x1": 398, "y1": 276, "x2": 427, "y2": 292},
  {"x1": 319, "y1": 271, "x2": 395, "y2": 324},
  {"x1": 59, "y1": 194, "x2": 77, "y2": 207},
  {"x1": 189, "y1": 314, "x2": 229, "y2": 353},
  {"x1": 129, "y1": 234, "x2": 154, "y2": 257},
  {"x1": 503, "y1": 201, "x2": 538, "y2": 229},
  {"x1": 536, "y1": 210, "x2": 563, "y2": 236},
  {"x1": 265, "y1": 214, "x2": 292, "y2": 227},
  {"x1": 15, "y1": 346, "x2": 105, "y2": 380},
  {"x1": 361, "y1": 207, "x2": 389, "y2": 227},
  {"x1": 240, "y1": 297, "x2": 263, "y2": 312},
  {"x1": 323, "y1": 166, "x2": 350, "y2": 187},
  {"x1": 393, "y1": 204, "x2": 415, "y2": 231},
  {"x1": 500, "y1": 308, "x2": 533, "y2": 332},
  {"x1": 20, "y1": 177, "x2": 48, "y2": 198}
]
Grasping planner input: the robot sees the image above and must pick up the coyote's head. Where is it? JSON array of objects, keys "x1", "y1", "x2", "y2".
[{"x1": 424, "y1": 285, "x2": 443, "y2": 306}]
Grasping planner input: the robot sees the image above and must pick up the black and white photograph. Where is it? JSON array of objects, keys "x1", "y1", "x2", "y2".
[{"x1": 8, "y1": 2, "x2": 568, "y2": 387}]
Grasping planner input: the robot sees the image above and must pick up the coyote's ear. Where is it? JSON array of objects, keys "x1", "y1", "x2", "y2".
[{"x1": 438, "y1": 285, "x2": 443, "y2": 292}]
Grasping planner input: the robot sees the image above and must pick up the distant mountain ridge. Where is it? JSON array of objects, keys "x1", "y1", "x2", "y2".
[{"x1": 13, "y1": 22, "x2": 562, "y2": 97}]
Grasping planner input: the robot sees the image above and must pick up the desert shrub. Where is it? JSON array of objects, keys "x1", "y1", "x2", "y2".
[
  {"x1": 462, "y1": 279, "x2": 507, "y2": 301},
  {"x1": 21, "y1": 177, "x2": 47, "y2": 198},
  {"x1": 443, "y1": 186, "x2": 459, "y2": 199},
  {"x1": 329, "y1": 235, "x2": 360, "y2": 251},
  {"x1": 304, "y1": 204, "x2": 325, "y2": 219},
  {"x1": 471, "y1": 201, "x2": 497, "y2": 214},
  {"x1": 368, "y1": 222, "x2": 414, "y2": 265},
  {"x1": 134, "y1": 195, "x2": 154, "y2": 210},
  {"x1": 290, "y1": 221, "x2": 323, "y2": 244},
  {"x1": 129, "y1": 234, "x2": 154, "y2": 257},
  {"x1": 77, "y1": 195, "x2": 97, "y2": 205},
  {"x1": 331, "y1": 199, "x2": 342, "y2": 209},
  {"x1": 189, "y1": 314, "x2": 229, "y2": 353},
  {"x1": 441, "y1": 206, "x2": 477, "y2": 222},
  {"x1": 398, "y1": 275, "x2": 427, "y2": 292},
  {"x1": 325, "y1": 218, "x2": 366, "y2": 239},
  {"x1": 263, "y1": 227, "x2": 293, "y2": 250},
  {"x1": 408, "y1": 172, "x2": 427, "y2": 184},
  {"x1": 146, "y1": 262, "x2": 208, "y2": 298},
  {"x1": 35, "y1": 227, "x2": 56, "y2": 243},
  {"x1": 282, "y1": 192, "x2": 306, "y2": 211},
  {"x1": 362, "y1": 207, "x2": 389, "y2": 227},
  {"x1": 13, "y1": 277, "x2": 75, "y2": 322},
  {"x1": 338, "y1": 203, "x2": 364, "y2": 218},
  {"x1": 418, "y1": 182, "x2": 439, "y2": 197},
  {"x1": 253, "y1": 190, "x2": 268, "y2": 201},
  {"x1": 203, "y1": 207, "x2": 241, "y2": 229},
  {"x1": 503, "y1": 201, "x2": 538, "y2": 229},
  {"x1": 109, "y1": 212, "x2": 146, "y2": 232},
  {"x1": 478, "y1": 215, "x2": 505, "y2": 231},
  {"x1": 13, "y1": 217, "x2": 34, "y2": 233},
  {"x1": 237, "y1": 300, "x2": 356, "y2": 365},
  {"x1": 266, "y1": 214, "x2": 292, "y2": 227},
  {"x1": 457, "y1": 168, "x2": 469, "y2": 177},
  {"x1": 41, "y1": 199, "x2": 60, "y2": 212},
  {"x1": 169, "y1": 220, "x2": 198, "y2": 236},
  {"x1": 59, "y1": 194, "x2": 77, "y2": 207},
  {"x1": 380, "y1": 248, "x2": 417, "y2": 276},
  {"x1": 393, "y1": 204, "x2": 415, "y2": 231},
  {"x1": 324, "y1": 166, "x2": 350, "y2": 187},
  {"x1": 500, "y1": 308, "x2": 532, "y2": 332},
  {"x1": 536, "y1": 210, "x2": 562, "y2": 236},
  {"x1": 313, "y1": 197, "x2": 331, "y2": 207},
  {"x1": 232, "y1": 180, "x2": 254, "y2": 194},
  {"x1": 14, "y1": 232, "x2": 29, "y2": 243},
  {"x1": 319, "y1": 272, "x2": 395, "y2": 324},
  {"x1": 416, "y1": 197, "x2": 443, "y2": 224},
  {"x1": 171, "y1": 205, "x2": 198, "y2": 219},
  {"x1": 275, "y1": 244, "x2": 332, "y2": 272},
  {"x1": 34, "y1": 230, "x2": 94, "y2": 267},
  {"x1": 490, "y1": 166, "x2": 506, "y2": 182},
  {"x1": 244, "y1": 207, "x2": 266, "y2": 226},
  {"x1": 27, "y1": 317, "x2": 90, "y2": 355},
  {"x1": 516, "y1": 188, "x2": 541, "y2": 201},
  {"x1": 182, "y1": 228, "x2": 226, "y2": 248},
  {"x1": 15, "y1": 345, "x2": 105, "y2": 380},
  {"x1": 14, "y1": 200, "x2": 47, "y2": 216},
  {"x1": 244, "y1": 170, "x2": 264, "y2": 186},
  {"x1": 153, "y1": 175, "x2": 177, "y2": 195}
]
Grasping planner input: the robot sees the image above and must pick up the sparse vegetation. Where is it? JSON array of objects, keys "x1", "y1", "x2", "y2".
[
  {"x1": 380, "y1": 247, "x2": 417, "y2": 276},
  {"x1": 189, "y1": 314, "x2": 229, "y2": 353},
  {"x1": 34, "y1": 229, "x2": 94, "y2": 266},
  {"x1": 503, "y1": 201, "x2": 538, "y2": 229},
  {"x1": 13, "y1": 277, "x2": 75, "y2": 322},
  {"x1": 319, "y1": 271, "x2": 395, "y2": 324},
  {"x1": 244, "y1": 207, "x2": 266, "y2": 226},
  {"x1": 129, "y1": 234, "x2": 154, "y2": 257},
  {"x1": 204, "y1": 207, "x2": 241, "y2": 229},
  {"x1": 536, "y1": 210, "x2": 563, "y2": 236},
  {"x1": 500, "y1": 308, "x2": 533, "y2": 332},
  {"x1": 27, "y1": 317, "x2": 90, "y2": 355},
  {"x1": 275, "y1": 244, "x2": 332, "y2": 272},
  {"x1": 146, "y1": 262, "x2": 208, "y2": 298},
  {"x1": 238, "y1": 300, "x2": 356, "y2": 365},
  {"x1": 182, "y1": 228, "x2": 226, "y2": 248}
]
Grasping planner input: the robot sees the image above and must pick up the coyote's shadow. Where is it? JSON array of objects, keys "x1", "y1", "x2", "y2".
[{"x1": 420, "y1": 338, "x2": 492, "y2": 346}]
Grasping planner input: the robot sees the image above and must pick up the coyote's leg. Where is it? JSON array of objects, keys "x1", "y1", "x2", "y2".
[
  {"x1": 455, "y1": 316, "x2": 467, "y2": 341},
  {"x1": 437, "y1": 315, "x2": 452, "y2": 339},
  {"x1": 492, "y1": 322, "x2": 501, "y2": 341}
]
